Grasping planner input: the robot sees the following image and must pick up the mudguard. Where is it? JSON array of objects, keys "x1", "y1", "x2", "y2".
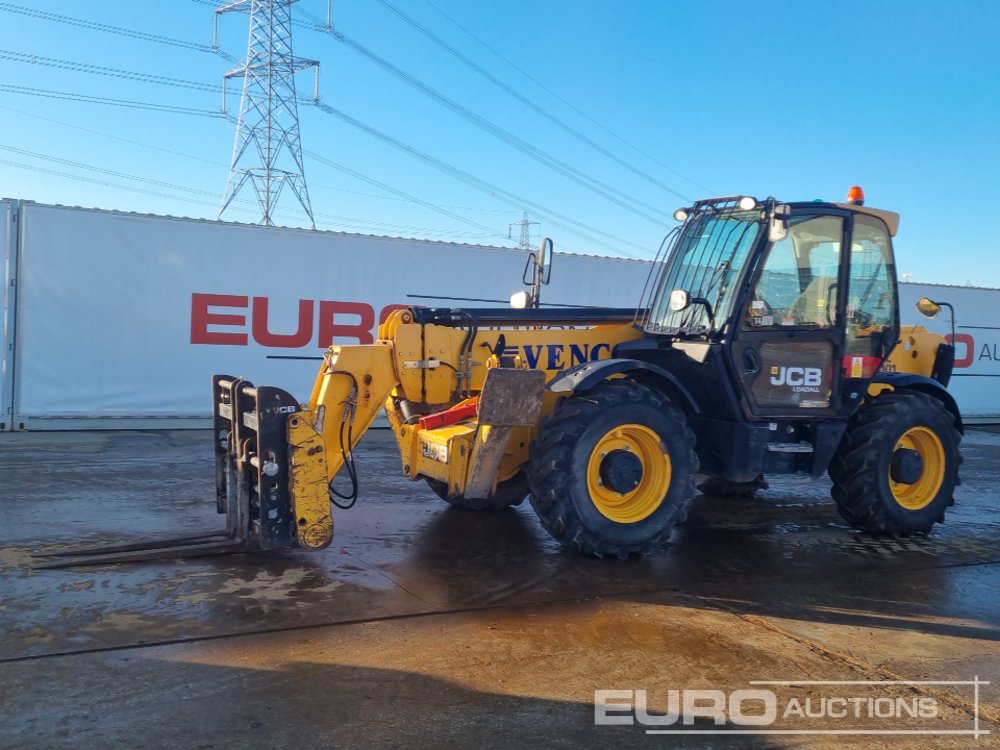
[
  {"x1": 547, "y1": 357, "x2": 700, "y2": 414},
  {"x1": 871, "y1": 371, "x2": 963, "y2": 433}
]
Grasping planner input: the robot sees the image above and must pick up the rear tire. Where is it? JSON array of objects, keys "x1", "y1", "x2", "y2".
[
  {"x1": 526, "y1": 380, "x2": 697, "y2": 558},
  {"x1": 424, "y1": 473, "x2": 528, "y2": 511},
  {"x1": 829, "y1": 390, "x2": 961, "y2": 535}
]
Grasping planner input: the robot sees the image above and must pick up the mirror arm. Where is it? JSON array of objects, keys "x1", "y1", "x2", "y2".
[
  {"x1": 937, "y1": 301, "x2": 956, "y2": 343},
  {"x1": 767, "y1": 202, "x2": 791, "y2": 243},
  {"x1": 690, "y1": 296, "x2": 715, "y2": 328},
  {"x1": 522, "y1": 237, "x2": 554, "y2": 309}
]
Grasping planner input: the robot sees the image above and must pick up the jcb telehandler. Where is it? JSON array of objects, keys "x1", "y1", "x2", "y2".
[{"x1": 39, "y1": 188, "x2": 962, "y2": 565}]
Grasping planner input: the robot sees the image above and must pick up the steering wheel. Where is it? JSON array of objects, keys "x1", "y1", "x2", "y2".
[{"x1": 851, "y1": 308, "x2": 874, "y2": 327}]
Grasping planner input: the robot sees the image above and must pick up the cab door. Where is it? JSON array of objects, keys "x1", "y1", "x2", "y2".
[
  {"x1": 729, "y1": 212, "x2": 849, "y2": 419},
  {"x1": 840, "y1": 212, "x2": 900, "y2": 397}
]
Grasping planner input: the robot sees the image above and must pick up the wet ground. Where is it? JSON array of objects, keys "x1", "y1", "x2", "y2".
[{"x1": 1, "y1": 428, "x2": 998, "y2": 749}]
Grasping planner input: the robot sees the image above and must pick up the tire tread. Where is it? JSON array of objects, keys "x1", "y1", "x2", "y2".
[{"x1": 526, "y1": 380, "x2": 698, "y2": 557}]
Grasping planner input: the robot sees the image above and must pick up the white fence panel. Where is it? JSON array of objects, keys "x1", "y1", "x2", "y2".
[
  {"x1": 899, "y1": 282, "x2": 1000, "y2": 419},
  {"x1": 7, "y1": 203, "x2": 1000, "y2": 426},
  {"x1": 1, "y1": 200, "x2": 12, "y2": 429},
  {"x1": 14, "y1": 204, "x2": 649, "y2": 422}
]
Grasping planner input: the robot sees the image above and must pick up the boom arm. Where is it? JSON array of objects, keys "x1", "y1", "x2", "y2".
[
  {"x1": 212, "y1": 306, "x2": 642, "y2": 554},
  {"x1": 284, "y1": 343, "x2": 399, "y2": 549}
]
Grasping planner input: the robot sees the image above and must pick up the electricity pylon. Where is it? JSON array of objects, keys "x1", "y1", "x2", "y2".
[
  {"x1": 216, "y1": 0, "x2": 319, "y2": 227},
  {"x1": 509, "y1": 211, "x2": 539, "y2": 251}
]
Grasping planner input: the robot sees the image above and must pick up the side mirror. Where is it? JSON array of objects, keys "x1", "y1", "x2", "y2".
[
  {"x1": 669, "y1": 288, "x2": 691, "y2": 312},
  {"x1": 522, "y1": 238, "x2": 554, "y2": 286},
  {"x1": 521, "y1": 237, "x2": 554, "y2": 308},
  {"x1": 538, "y1": 236, "x2": 553, "y2": 285},
  {"x1": 769, "y1": 204, "x2": 790, "y2": 243},
  {"x1": 916, "y1": 297, "x2": 942, "y2": 318}
]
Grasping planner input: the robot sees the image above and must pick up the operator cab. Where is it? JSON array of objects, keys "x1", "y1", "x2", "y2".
[{"x1": 631, "y1": 188, "x2": 904, "y2": 480}]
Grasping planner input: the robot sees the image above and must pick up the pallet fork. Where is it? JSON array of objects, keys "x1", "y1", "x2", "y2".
[{"x1": 33, "y1": 375, "x2": 303, "y2": 569}]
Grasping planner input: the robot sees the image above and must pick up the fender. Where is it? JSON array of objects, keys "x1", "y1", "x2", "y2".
[
  {"x1": 871, "y1": 371, "x2": 963, "y2": 433},
  {"x1": 547, "y1": 358, "x2": 700, "y2": 414}
]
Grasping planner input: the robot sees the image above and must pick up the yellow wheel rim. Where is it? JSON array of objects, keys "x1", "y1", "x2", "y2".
[
  {"x1": 586, "y1": 423, "x2": 671, "y2": 523},
  {"x1": 889, "y1": 426, "x2": 945, "y2": 510}
]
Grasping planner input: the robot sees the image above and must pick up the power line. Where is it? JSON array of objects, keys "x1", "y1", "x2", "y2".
[
  {"x1": 423, "y1": 0, "x2": 714, "y2": 196},
  {"x1": 0, "y1": 143, "x2": 227, "y2": 198},
  {"x1": 2, "y1": 101, "x2": 525, "y2": 221},
  {"x1": 1, "y1": 80, "x2": 644, "y2": 253},
  {"x1": 2, "y1": 108, "x2": 630, "y2": 254},
  {"x1": 0, "y1": 105, "x2": 227, "y2": 167},
  {"x1": 0, "y1": 0, "x2": 687, "y2": 250},
  {"x1": 0, "y1": 84, "x2": 224, "y2": 117},
  {"x1": 0, "y1": 104, "x2": 512, "y2": 242},
  {"x1": 0, "y1": 48, "x2": 311, "y2": 109},
  {"x1": 310, "y1": 100, "x2": 648, "y2": 257},
  {"x1": 0, "y1": 147, "x2": 500, "y2": 240},
  {"x1": 0, "y1": 132, "x2": 510, "y2": 240},
  {"x1": 1, "y1": 7, "x2": 651, "y2": 255},
  {"x1": 0, "y1": 143, "x2": 309, "y2": 220},
  {"x1": 0, "y1": 2, "x2": 236, "y2": 61},
  {"x1": 0, "y1": 157, "x2": 237, "y2": 210},
  {"x1": 374, "y1": 0, "x2": 694, "y2": 203},
  {"x1": 0, "y1": 49, "x2": 219, "y2": 93},
  {"x1": 304, "y1": 149, "x2": 509, "y2": 242},
  {"x1": 296, "y1": 11, "x2": 675, "y2": 227}
]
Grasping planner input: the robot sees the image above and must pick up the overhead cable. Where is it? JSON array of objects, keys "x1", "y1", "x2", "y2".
[
  {"x1": 0, "y1": 144, "x2": 503, "y2": 241},
  {"x1": 423, "y1": 0, "x2": 714, "y2": 195},
  {"x1": 304, "y1": 149, "x2": 508, "y2": 241},
  {"x1": 0, "y1": 50, "x2": 219, "y2": 92},
  {"x1": 0, "y1": 2, "x2": 236, "y2": 61},
  {"x1": 311, "y1": 100, "x2": 648, "y2": 257},
  {"x1": 296, "y1": 13, "x2": 674, "y2": 228},
  {"x1": 0, "y1": 83, "x2": 224, "y2": 117},
  {"x1": 374, "y1": 0, "x2": 693, "y2": 202}
]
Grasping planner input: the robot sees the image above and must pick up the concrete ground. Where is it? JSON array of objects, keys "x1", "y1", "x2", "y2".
[{"x1": 1, "y1": 427, "x2": 998, "y2": 749}]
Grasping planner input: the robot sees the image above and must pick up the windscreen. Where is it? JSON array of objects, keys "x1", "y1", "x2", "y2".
[{"x1": 644, "y1": 204, "x2": 762, "y2": 334}]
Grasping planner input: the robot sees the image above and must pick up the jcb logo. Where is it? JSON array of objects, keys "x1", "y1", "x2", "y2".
[{"x1": 770, "y1": 366, "x2": 822, "y2": 387}]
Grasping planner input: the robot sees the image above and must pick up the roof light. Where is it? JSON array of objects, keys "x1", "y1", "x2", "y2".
[
  {"x1": 673, "y1": 208, "x2": 689, "y2": 222},
  {"x1": 738, "y1": 196, "x2": 757, "y2": 211},
  {"x1": 509, "y1": 290, "x2": 530, "y2": 309},
  {"x1": 846, "y1": 185, "x2": 865, "y2": 205}
]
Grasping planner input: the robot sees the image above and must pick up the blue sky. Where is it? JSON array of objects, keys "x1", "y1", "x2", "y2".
[{"x1": 1, "y1": 1, "x2": 998, "y2": 284}]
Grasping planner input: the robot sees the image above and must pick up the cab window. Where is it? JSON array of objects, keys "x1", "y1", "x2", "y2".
[
  {"x1": 744, "y1": 215, "x2": 844, "y2": 329},
  {"x1": 845, "y1": 214, "x2": 896, "y2": 355}
]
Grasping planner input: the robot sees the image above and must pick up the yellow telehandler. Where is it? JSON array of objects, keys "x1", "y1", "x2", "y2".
[{"x1": 39, "y1": 188, "x2": 962, "y2": 566}]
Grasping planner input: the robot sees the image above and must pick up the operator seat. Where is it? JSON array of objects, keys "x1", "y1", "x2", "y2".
[{"x1": 789, "y1": 275, "x2": 837, "y2": 326}]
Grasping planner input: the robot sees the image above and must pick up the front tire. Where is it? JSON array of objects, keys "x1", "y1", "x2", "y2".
[
  {"x1": 829, "y1": 390, "x2": 961, "y2": 535},
  {"x1": 526, "y1": 380, "x2": 698, "y2": 558}
]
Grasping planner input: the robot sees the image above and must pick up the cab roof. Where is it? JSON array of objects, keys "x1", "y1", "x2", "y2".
[{"x1": 832, "y1": 203, "x2": 900, "y2": 237}]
